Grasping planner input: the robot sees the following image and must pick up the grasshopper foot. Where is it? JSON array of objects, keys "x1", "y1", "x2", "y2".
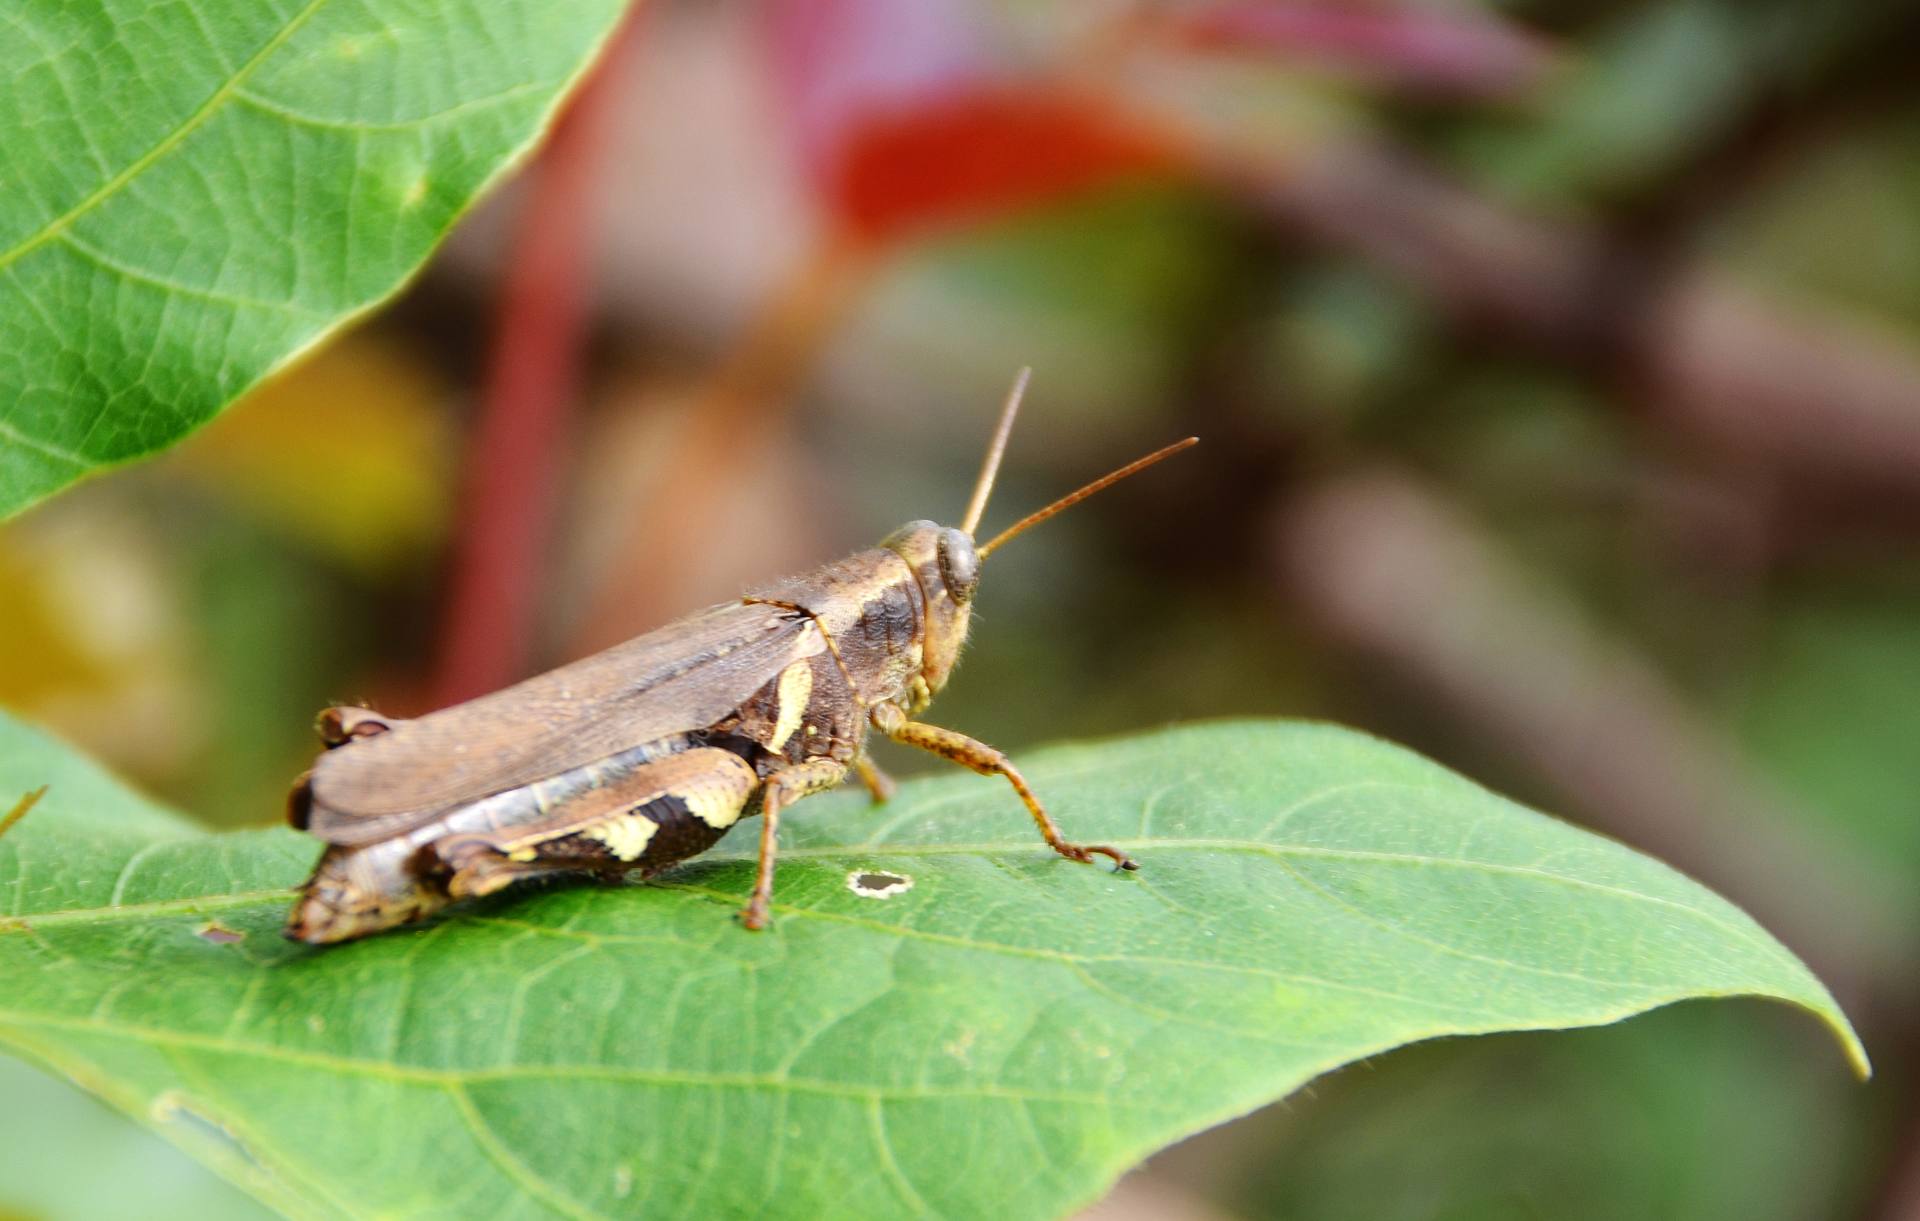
[{"x1": 1054, "y1": 841, "x2": 1139, "y2": 871}]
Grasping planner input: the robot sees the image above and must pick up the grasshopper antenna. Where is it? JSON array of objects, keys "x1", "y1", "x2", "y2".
[
  {"x1": 960, "y1": 367, "x2": 1031, "y2": 536},
  {"x1": 978, "y1": 436, "x2": 1198, "y2": 559}
]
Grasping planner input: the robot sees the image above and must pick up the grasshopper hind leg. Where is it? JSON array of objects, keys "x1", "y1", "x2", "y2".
[
  {"x1": 435, "y1": 842, "x2": 610, "y2": 901},
  {"x1": 431, "y1": 800, "x2": 727, "y2": 902},
  {"x1": 430, "y1": 747, "x2": 763, "y2": 905}
]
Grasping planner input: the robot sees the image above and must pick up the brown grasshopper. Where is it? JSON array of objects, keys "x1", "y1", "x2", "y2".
[{"x1": 285, "y1": 371, "x2": 1195, "y2": 943}]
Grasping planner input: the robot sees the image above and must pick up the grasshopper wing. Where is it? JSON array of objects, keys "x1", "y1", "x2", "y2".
[{"x1": 305, "y1": 602, "x2": 819, "y2": 845}]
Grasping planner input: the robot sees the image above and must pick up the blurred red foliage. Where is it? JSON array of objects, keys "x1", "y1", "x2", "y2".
[{"x1": 823, "y1": 85, "x2": 1187, "y2": 242}]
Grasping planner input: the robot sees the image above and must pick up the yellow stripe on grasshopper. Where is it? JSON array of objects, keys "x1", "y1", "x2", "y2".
[
  {"x1": 583, "y1": 816, "x2": 659, "y2": 861},
  {"x1": 768, "y1": 660, "x2": 814, "y2": 756}
]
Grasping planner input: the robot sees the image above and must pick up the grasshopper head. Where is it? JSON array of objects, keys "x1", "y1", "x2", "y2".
[
  {"x1": 880, "y1": 520, "x2": 978, "y2": 699},
  {"x1": 879, "y1": 370, "x2": 1194, "y2": 707}
]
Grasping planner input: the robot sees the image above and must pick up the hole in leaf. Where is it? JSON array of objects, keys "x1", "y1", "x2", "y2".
[
  {"x1": 197, "y1": 922, "x2": 244, "y2": 944},
  {"x1": 151, "y1": 1091, "x2": 262, "y2": 1169},
  {"x1": 846, "y1": 870, "x2": 913, "y2": 899}
]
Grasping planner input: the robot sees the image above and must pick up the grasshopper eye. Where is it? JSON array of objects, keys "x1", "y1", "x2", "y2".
[{"x1": 938, "y1": 527, "x2": 979, "y2": 603}]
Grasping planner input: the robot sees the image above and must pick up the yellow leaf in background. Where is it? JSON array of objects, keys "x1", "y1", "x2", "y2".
[
  {"x1": 166, "y1": 329, "x2": 456, "y2": 576},
  {"x1": 0, "y1": 506, "x2": 203, "y2": 782}
]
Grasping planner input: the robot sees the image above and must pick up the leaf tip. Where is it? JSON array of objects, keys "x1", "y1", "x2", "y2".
[
  {"x1": 1782, "y1": 991, "x2": 1871, "y2": 1081},
  {"x1": 1836, "y1": 1023, "x2": 1872, "y2": 1082}
]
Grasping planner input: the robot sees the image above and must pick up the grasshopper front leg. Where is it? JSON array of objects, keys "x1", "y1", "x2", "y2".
[
  {"x1": 742, "y1": 757, "x2": 849, "y2": 930},
  {"x1": 869, "y1": 702, "x2": 1138, "y2": 871}
]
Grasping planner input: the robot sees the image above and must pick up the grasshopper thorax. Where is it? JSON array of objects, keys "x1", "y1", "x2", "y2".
[{"x1": 879, "y1": 520, "x2": 978, "y2": 700}]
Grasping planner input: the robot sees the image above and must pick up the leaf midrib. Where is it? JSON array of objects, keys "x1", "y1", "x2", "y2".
[
  {"x1": 0, "y1": 1012, "x2": 1184, "y2": 1110},
  {"x1": 0, "y1": 0, "x2": 334, "y2": 273},
  {"x1": 0, "y1": 845, "x2": 1755, "y2": 1032},
  {"x1": 3, "y1": 838, "x2": 1757, "y2": 950}
]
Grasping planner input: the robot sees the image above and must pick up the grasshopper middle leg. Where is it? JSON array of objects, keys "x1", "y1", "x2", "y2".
[
  {"x1": 869, "y1": 702, "x2": 1138, "y2": 871},
  {"x1": 742, "y1": 757, "x2": 848, "y2": 931},
  {"x1": 852, "y1": 755, "x2": 896, "y2": 804}
]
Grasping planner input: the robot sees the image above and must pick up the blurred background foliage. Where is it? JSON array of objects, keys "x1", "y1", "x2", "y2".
[{"x1": 4, "y1": 0, "x2": 1918, "y2": 1216}]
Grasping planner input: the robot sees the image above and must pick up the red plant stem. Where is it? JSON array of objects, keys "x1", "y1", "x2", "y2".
[{"x1": 431, "y1": 13, "x2": 644, "y2": 708}]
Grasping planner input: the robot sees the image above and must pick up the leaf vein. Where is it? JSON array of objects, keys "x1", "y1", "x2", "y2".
[
  {"x1": 230, "y1": 80, "x2": 553, "y2": 134},
  {"x1": 55, "y1": 231, "x2": 331, "y2": 318},
  {"x1": 1268, "y1": 853, "x2": 1647, "y2": 989},
  {"x1": 0, "y1": 0, "x2": 337, "y2": 273},
  {"x1": 867, "y1": 1097, "x2": 934, "y2": 1217},
  {"x1": 660, "y1": 881, "x2": 1534, "y2": 1022},
  {"x1": 0, "y1": 1011, "x2": 1178, "y2": 1110},
  {"x1": 447, "y1": 1082, "x2": 610, "y2": 1221},
  {"x1": 106, "y1": 838, "x2": 174, "y2": 907}
]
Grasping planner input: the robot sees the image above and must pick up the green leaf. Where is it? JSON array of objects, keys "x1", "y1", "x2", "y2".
[
  {"x1": 0, "y1": 1053, "x2": 275, "y2": 1221},
  {"x1": 0, "y1": 713, "x2": 1865, "y2": 1220},
  {"x1": 0, "y1": 0, "x2": 627, "y2": 518},
  {"x1": 1227, "y1": 1004, "x2": 1870, "y2": 1221}
]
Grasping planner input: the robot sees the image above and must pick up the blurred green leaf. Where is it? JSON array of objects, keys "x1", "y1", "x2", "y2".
[
  {"x1": 1712, "y1": 112, "x2": 1920, "y2": 328},
  {"x1": 0, "y1": 713, "x2": 1864, "y2": 1218},
  {"x1": 1726, "y1": 584, "x2": 1920, "y2": 902},
  {"x1": 0, "y1": 1054, "x2": 274, "y2": 1221},
  {"x1": 1228, "y1": 1003, "x2": 1874, "y2": 1221},
  {"x1": 0, "y1": 0, "x2": 626, "y2": 519},
  {"x1": 851, "y1": 185, "x2": 1240, "y2": 451},
  {"x1": 1252, "y1": 263, "x2": 1436, "y2": 427},
  {"x1": 1461, "y1": 0, "x2": 1913, "y2": 206},
  {"x1": 164, "y1": 330, "x2": 456, "y2": 575},
  {"x1": 1461, "y1": 1, "x2": 1747, "y2": 202}
]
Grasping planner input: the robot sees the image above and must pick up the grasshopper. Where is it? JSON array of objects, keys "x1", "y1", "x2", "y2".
[{"x1": 285, "y1": 371, "x2": 1195, "y2": 943}]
